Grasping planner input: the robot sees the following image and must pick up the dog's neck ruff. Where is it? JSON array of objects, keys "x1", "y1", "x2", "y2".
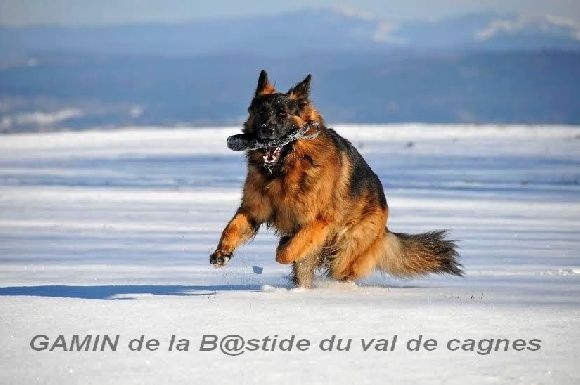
[{"x1": 226, "y1": 122, "x2": 320, "y2": 152}]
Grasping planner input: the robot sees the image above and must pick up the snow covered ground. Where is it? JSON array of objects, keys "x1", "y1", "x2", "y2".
[{"x1": 0, "y1": 124, "x2": 579, "y2": 384}]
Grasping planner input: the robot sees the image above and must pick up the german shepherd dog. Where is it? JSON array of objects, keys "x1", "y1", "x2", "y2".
[{"x1": 210, "y1": 70, "x2": 462, "y2": 288}]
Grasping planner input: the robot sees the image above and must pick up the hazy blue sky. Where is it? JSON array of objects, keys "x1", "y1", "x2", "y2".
[{"x1": 1, "y1": 0, "x2": 579, "y2": 26}]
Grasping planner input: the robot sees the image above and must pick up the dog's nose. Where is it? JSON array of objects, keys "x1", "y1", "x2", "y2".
[{"x1": 260, "y1": 124, "x2": 276, "y2": 139}]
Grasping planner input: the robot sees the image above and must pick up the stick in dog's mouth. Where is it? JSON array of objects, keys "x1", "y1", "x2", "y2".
[{"x1": 226, "y1": 122, "x2": 320, "y2": 153}]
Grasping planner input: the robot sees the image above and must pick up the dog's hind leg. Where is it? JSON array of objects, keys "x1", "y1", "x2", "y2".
[
  {"x1": 342, "y1": 234, "x2": 384, "y2": 281},
  {"x1": 329, "y1": 237, "x2": 376, "y2": 282},
  {"x1": 329, "y1": 209, "x2": 386, "y2": 281}
]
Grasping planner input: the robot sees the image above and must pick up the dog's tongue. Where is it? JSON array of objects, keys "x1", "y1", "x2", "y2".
[{"x1": 263, "y1": 147, "x2": 281, "y2": 164}]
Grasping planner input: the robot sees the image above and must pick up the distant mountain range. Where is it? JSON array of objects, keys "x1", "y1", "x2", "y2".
[
  {"x1": 1, "y1": 8, "x2": 580, "y2": 131},
  {"x1": 2, "y1": 9, "x2": 580, "y2": 57}
]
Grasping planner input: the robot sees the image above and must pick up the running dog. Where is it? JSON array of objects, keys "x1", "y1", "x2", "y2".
[{"x1": 209, "y1": 70, "x2": 462, "y2": 287}]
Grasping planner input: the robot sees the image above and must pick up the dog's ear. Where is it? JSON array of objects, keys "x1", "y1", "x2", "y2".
[
  {"x1": 255, "y1": 70, "x2": 276, "y2": 97},
  {"x1": 288, "y1": 74, "x2": 312, "y2": 100}
]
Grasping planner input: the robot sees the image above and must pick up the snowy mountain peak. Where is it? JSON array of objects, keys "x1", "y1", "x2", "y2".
[{"x1": 476, "y1": 14, "x2": 580, "y2": 41}]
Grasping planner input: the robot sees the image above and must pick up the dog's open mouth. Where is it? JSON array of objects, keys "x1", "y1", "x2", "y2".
[
  {"x1": 226, "y1": 123, "x2": 320, "y2": 170},
  {"x1": 263, "y1": 146, "x2": 283, "y2": 165}
]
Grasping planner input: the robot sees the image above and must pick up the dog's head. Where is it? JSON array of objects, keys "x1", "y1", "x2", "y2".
[{"x1": 243, "y1": 70, "x2": 321, "y2": 168}]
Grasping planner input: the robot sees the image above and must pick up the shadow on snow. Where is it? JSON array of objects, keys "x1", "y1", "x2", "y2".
[{"x1": 0, "y1": 284, "x2": 262, "y2": 300}]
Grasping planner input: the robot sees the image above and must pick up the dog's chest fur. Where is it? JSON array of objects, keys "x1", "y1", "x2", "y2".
[
  {"x1": 245, "y1": 131, "x2": 341, "y2": 236},
  {"x1": 262, "y1": 153, "x2": 321, "y2": 234}
]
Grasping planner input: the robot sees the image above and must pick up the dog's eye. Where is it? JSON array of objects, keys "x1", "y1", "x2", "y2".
[{"x1": 290, "y1": 101, "x2": 306, "y2": 113}]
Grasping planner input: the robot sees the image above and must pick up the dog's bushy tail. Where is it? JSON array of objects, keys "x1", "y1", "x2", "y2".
[{"x1": 378, "y1": 230, "x2": 463, "y2": 277}]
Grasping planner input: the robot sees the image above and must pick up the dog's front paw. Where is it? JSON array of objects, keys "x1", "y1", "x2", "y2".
[
  {"x1": 210, "y1": 251, "x2": 232, "y2": 267},
  {"x1": 275, "y1": 248, "x2": 294, "y2": 264},
  {"x1": 275, "y1": 237, "x2": 294, "y2": 264}
]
